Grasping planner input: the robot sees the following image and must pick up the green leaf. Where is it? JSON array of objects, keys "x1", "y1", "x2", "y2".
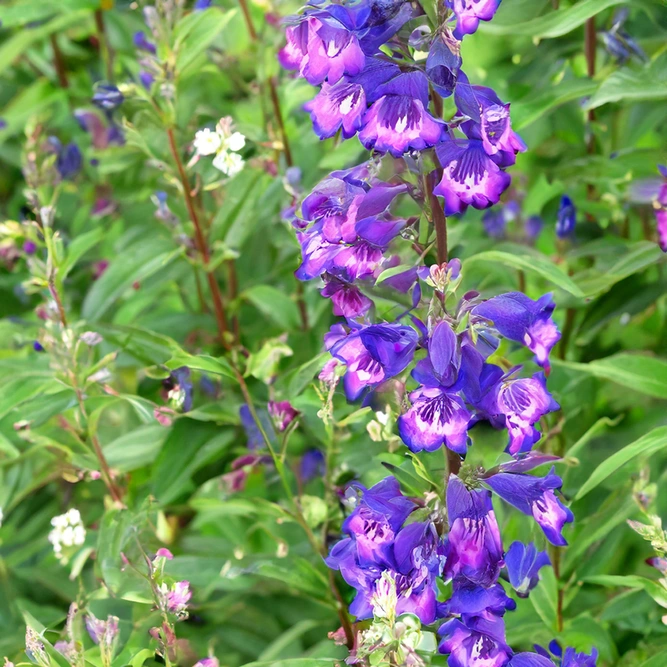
[
  {"x1": 567, "y1": 415, "x2": 624, "y2": 460},
  {"x1": 555, "y1": 353, "x2": 667, "y2": 399},
  {"x1": 166, "y1": 352, "x2": 236, "y2": 380},
  {"x1": 584, "y1": 575, "x2": 667, "y2": 608},
  {"x1": 0, "y1": 10, "x2": 92, "y2": 76},
  {"x1": 463, "y1": 249, "x2": 585, "y2": 297},
  {"x1": 481, "y1": 0, "x2": 628, "y2": 39},
  {"x1": 640, "y1": 649, "x2": 667, "y2": 667},
  {"x1": 513, "y1": 78, "x2": 598, "y2": 130},
  {"x1": 257, "y1": 620, "x2": 323, "y2": 662},
  {"x1": 59, "y1": 228, "x2": 104, "y2": 280},
  {"x1": 529, "y1": 565, "x2": 558, "y2": 630},
  {"x1": 0, "y1": 0, "x2": 98, "y2": 28},
  {"x1": 104, "y1": 425, "x2": 167, "y2": 472},
  {"x1": 243, "y1": 284, "x2": 301, "y2": 331},
  {"x1": 94, "y1": 324, "x2": 181, "y2": 366},
  {"x1": 575, "y1": 427, "x2": 667, "y2": 500},
  {"x1": 240, "y1": 661, "x2": 342, "y2": 667},
  {"x1": 584, "y1": 56, "x2": 667, "y2": 110},
  {"x1": 82, "y1": 238, "x2": 183, "y2": 321}
]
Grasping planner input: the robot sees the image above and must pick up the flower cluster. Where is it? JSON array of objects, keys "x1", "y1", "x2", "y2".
[
  {"x1": 48, "y1": 508, "x2": 86, "y2": 562},
  {"x1": 192, "y1": 117, "x2": 246, "y2": 176},
  {"x1": 280, "y1": 1, "x2": 596, "y2": 664}
]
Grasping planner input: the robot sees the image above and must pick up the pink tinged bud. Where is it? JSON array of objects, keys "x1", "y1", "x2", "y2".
[
  {"x1": 155, "y1": 548, "x2": 174, "y2": 560},
  {"x1": 165, "y1": 581, "x2": 192, "y2": 616},
  {"x1": 318, "y1": 358, "x2": 339, "y2": 384},
  {"x1": 154, "y1": 407, "x2": 173, "y2": 427},
  {"x1": 89, "y1": 470, "x2": 102, "y2": 480},
  {"x1": 268, "y1": 400, "x2": 299, "y2": 432},
  {"x1": 194, "y1": 659, "x2": 219, "y2": 667}
]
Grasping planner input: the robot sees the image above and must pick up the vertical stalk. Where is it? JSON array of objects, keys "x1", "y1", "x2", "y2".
[
  {"x1": 425, "y1": 171, "x2": 448, "y2": 264},
  {"x1": 166, "y1": 127, "x2": 231, "y2": 348},
  {"x1": 50, "y1": 36, "x2": 69, "y2": 88},
  {"x1": 584, "y1": 17, "x2": 597, "y2": 157},
  {"x1": 268, "y1": 77, "x2": 294, "y2": 167},
  {"x1": 94, "y1": 9, "x2": 115, "y2": 82}
]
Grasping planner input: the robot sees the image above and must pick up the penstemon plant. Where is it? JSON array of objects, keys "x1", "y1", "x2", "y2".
[{"x1": 0, "y1": 1, "x2": 666, "y2": 667}]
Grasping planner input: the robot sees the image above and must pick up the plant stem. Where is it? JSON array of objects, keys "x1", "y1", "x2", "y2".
[
  {"x1": 94, "y1": 9, "x2": 115, "y2": 82},
  {"x1": 584, "y1": 17, "x2": 597, "y2": 157},
  {"x1": 425, "y1": 171, "x2": 448, "y2": 264},
  {"x1": 49, "y1": 36, "x2": 69, "y2": 88},
  {"x1": 268, "y1": 77, "x2": 294, "y2": 167},
  {"x1": 558, "y1": 307, "x2": 575, "y2": 361},
  {"x1": 551, "y1": 544, "x2": 564, "y2": 632},
  {"x1": 166, "y1": 126, "x2": 231, "y2": 348},
  {"x1": 237, "y1": 0, "x2": 257, "y2": 40}
]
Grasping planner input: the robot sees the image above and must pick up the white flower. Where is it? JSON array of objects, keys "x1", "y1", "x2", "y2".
[
  {"x1": 225, "y1": 131, "x2": 246, "y2": 152},
  {"x1": 49, "y1": 508, "x2": 86, "y2": 561},
  {"x1": 193, "y1": 128, "x2": 222, "y2": 156},
  {"x1": 212, "y1": 151, "x2": 245, "y2": 177}
]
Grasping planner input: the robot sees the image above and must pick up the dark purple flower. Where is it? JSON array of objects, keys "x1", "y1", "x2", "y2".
[
  {"x1": 134, "y1": 31, "x2": 157, "y2": 54},
  {"x1": 484, "y1": 467, "x2": 573, "y2": 546},
  {"x1": 504, "y1": 541, "x2": 550, "y2": 597},
  {"x1": 556, "y1": 195, "x2": 576, "y2": 239},
  {"x1": 33, "y1": 341, "x2": 45, "y2": 352},
  {"x1": 445, "y1": 476, "x2": 504, "y2": 587},
  {"x1": 327, "y1": 322, "x2": 419, "y2": 400},
  {"x1": 438, "y1": 614, "x2": 511, "y2": 667},
  {"x1": 304, "y1": 79, "x2": 366, "y2": 139},
  {"x1": 239, "y1": 405, "x2": 275, "y2": 449},
  {"x1": 194, "y1": 0, "x2": 213, "y2": 9},
  {"x1": 23, "y1": 240, "x2": 37, "y2": 255},
  {"x1": 163, "y1": 366, "x2": 193, "y2": 412},
  {"x1": 92, "y1": 84, "x2": 124, "y2": 111},
  {"x1": 483, "y1": 209, "x2": 506, "y2": 239},
  {"x1": 358, "y1": 71, "x2": 444, "y2": 157},
  {"x1": 434, "y1": 138, "x2": 512, "y2": 215},
  {"x1": 561, "y1": 647, "x2": 598, "y2": 667},
  {"x1": 478, "y1": 372, "x2": 559, "y2": 455},
  {"x1": 300, "y1": 448, "x2": 325, "y2": 482},
  {"x1": 472, "y1": 292, "x2": 561, "y2": 373},
  {"x1": 444, "y1": 580, "x2": 516, "y2": 617},
  {"x1": 54, "y1": 141, "x2": 82, "y2": 180},
  {"x1": 75, "y1": 110, "x2": 125, "y2": 149},
  {"x1": 321, "y1": 275, "x2": 373, "y2": 318},
  {"x1": 268, "y1": 400, "x2": 299, "y2": 431},
  {"x1": 446, "y1": 0, "x2": 503, "y2": 40}
]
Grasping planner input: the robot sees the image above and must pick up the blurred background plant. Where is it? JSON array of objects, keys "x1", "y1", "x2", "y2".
[{"x1": 0, "y1": 0, "x2": 666, "y2": 666}]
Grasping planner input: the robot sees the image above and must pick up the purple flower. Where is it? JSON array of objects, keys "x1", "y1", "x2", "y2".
[
  {"x1": 483, "y1": 209, "x2": 506, "y2": 239},
  {"x1": 139, "y1": 71, "x2": 155, "y2": 89},
  {"x1": 561, "y1": 647, "x2": 598, "y2": 667},
  {"x1": 164, "y1": 580, "x2": 192, "y2": 616},
  {"x1": 268, "y1": 400, "x2": 299, "y2": 431},
  {"x1": 239, "y1": 405, "x2": 275, "y2": 449},
  {"x1": 504, "y1": 541, "x2": 550, "y2": 597},
  {"x1": 426, "y1": 33, "x2": 462, "y2": 99},
  {"x1": 194, "y1": 0, "x2": 213, "y2": 9},
  {"x1": 75, "y1": 110, "x2": 125, "y2": 149},
  {"x1": 444, "y1": 580, "x2": 516, "y2": 617},
  {"x1": 484, "y1": 467, "x2": 573, "y2": 546},
  {"x1": 434, "y1": 138, "x2": 512, "y2": 215},
  {"x1": 398, "y1": 387, "x2": 471, "y2": 455},
  {"x1": 300, "y1": 448, "x2": 325, "y2": 482},
  {"x1": 446, "y1": 0, "x2": 503, "y2": 40},
  {"x1": 51, "y1": 140, "x2": 82, "y2": 180},
  {"x1": 92, "y1": 84, "x2": 124, "y2": 111},
  {"x1": 193, "y1": 659, "x2": 219, "y2": 667},
  {"x1": 525, "y1": 215, "x2": 543, "y2": 241},
  {"x1": 321, "y1": 275, "x2": 373, "y2": 318},
  {"x1": 327, "y1": 480, "x2": 444, "y2": 624},
  {"x1": 478, "y1": 371, "x2": 559, "y2": 454},
  {"x1": 33, "y1": 341, "x2": 45, "y2": 352},
  {"x1": 163, "y1": 366, "x2": 193, "y2": 411},
  {"x1": 556, "y1": 195, "x2": 576, "y2": 239},
  {"x1": 654, "y1": 165, "x2": 667, "y2": 252},
  {"x1": 455, "y1": 74, "x2": 526, "y2": 162},
  {"x1": 134, "y1": 31, "x2": 156, "y2": 54},
  {"x1": 23, "y1": 240, "x2": 37, "y2": 255},
  {"x1": 358, "y1": 71, "x2": 444, "y2": 157},
  {"x1": 280, "y1": 16, "x2": 365, "y2": 85},
  {"x1": 509, "y1": 655, "x2": 556, "y2": 667},
  {"x1": 472, "y1": 292, "x2": 561, "y2": 373},
  {"x1": 304, "y1": 79, "x2": 366, "y2": 139},
  {"x1": 327, "y1": 322, "x2": 418, "y2": 400},
  {"x1": 438, "y1": 614, "x2": 511, "y2": 667},
  {"x1": 444, "y1": 476, "x2": 504, "y2": 587}
]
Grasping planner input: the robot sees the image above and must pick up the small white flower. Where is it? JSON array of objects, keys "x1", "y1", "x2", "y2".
[
  {"x1": 49, "y1": 508, "x2": 86, "y2": 562},
  {"x1": 193, "y1": 128, "x2": 222, "y2": 156},
  {"x1": 212, "y1": 151, "x2": 245, "y2": 177},
  {"x1": 225, "y1": 131, "x2": 246, "y2": 152}
]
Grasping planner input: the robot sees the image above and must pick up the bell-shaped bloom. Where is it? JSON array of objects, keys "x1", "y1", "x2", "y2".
[
  {"x1": 54, "y1": 142, "x2": 82, "y2": 180},
  {"x1": 327, "y1": 322, "x2": 419, "y2": 400},
  {"x1": 434, "y1": 138, "x2": 511, "y2": 215},
  {"x1": 472, "y1": 292, "x2": 561, "y2": 373},
  {"x1": 446, "y1": 0, "x2": 503, "y2": 39},
  {"x1": 444, "y1": 580, "x2": 516, "y2": 617},
  {"x1": 305, "y1": 79, "x2": 366, "y2": 139},
  {"x1": 445, "y1": 476, "x2": 504, "y2": 587},
  {"x1": 280, "y1": 16, "x2": 365, "y2": 85},
  {"x1": 359, "y1": 71, "x2": 444, "y2": 157},
  {"x1": 398, "y1": 387, "x2": 471, "y2": 454},
  {"x1": 321, "y1": 275, "x2": 373, "y2": 318},
  {"x1": 92, "y1": 84, "x2": 124, "y2": 111},
  {"x1": 133, "y1": 30, "x2": 156, "y2": 54},
  {"x1": 438, "y1": 614, "x2": 512, "y2": 667},
  {"x1": 426, "y1": 33, "x2": 462, "y2": 99},
  {"x1": 455, "y1": 74, "x2": 526, "y2": 163},
  {"x1": 479, "y1": 372, "x2": 559, "y2": 454},
  {"x1": 484, "y1": 467, "x2": 573, "y2": 546},
  {"x1": 504, "y1": 541, "x2": 550, "y2": 597},
  {"x1": 556, "y1": 195, "x2": 576, "y2": 239},
  {"x1": 561, "y1": 647, "x2": 598, "y2": 667},
  {"x1": 654, "y1": 165, "x2": 667, "y2": 252}
]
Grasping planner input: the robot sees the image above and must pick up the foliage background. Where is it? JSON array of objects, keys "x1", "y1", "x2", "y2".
[{"x1": 0, "y1": 0, "x2": 667, "y2": 666}]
